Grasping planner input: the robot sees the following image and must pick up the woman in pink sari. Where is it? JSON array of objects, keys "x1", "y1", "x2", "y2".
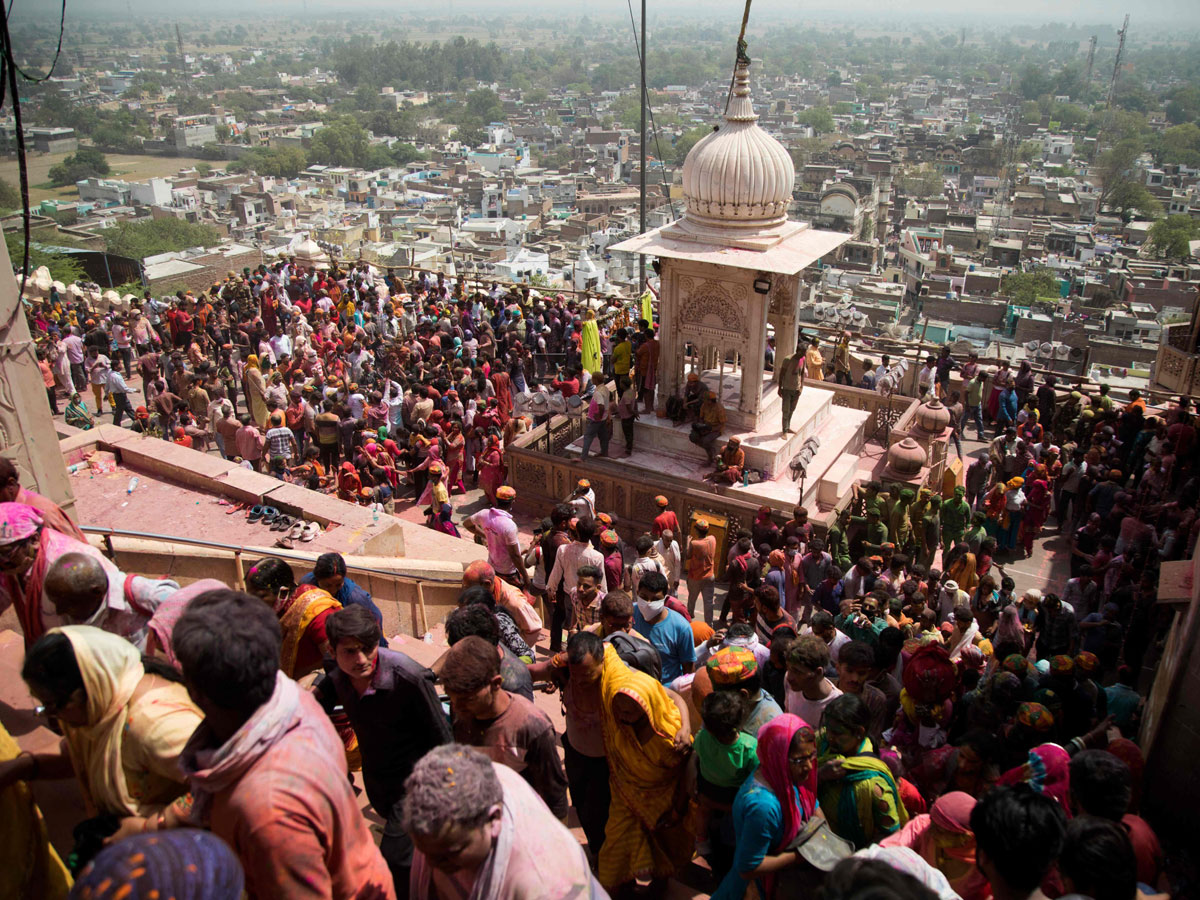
[
  {"x1": 0, "y1": 503, "x2": 123, "y2": 649},
  {"x1": 881, "y1": 792, "x2": 990, "y2": 900},
  {"x1": 478, "y1": 435, "x2": 507, "y2": 505}
]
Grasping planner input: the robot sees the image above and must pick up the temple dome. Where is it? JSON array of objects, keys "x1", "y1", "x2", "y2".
[{"x1": 680, "y1": 60, "x2": 795, "y2": 233}]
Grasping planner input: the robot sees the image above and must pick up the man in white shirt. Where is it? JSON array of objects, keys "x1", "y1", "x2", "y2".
[
  {"x1": 653, "y1": 529, "x2": 682, "y2": 596},
  {"x1": 105, "y1": 366, "x2": 134, "y2": 426},
  {"x1": 783, "y1": 634, "x2": 843, "y2": 728},
  {"x1": 43, "y1": 551, "x2": 179, "y2": 652},
  {"x1": 545, "y1": 518, "x2": 604, "y2": 601},
  {"x1": 86, "y1": 346, "x2": 111, "y2": 414}
]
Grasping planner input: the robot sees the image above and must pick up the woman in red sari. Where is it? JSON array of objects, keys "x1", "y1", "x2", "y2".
[
  {"x1": 1018, "y1": 465, "x2": 1052, "y2": 556},
  {"x1": 336, "y1": 461, "x2": 362, "y2": 502},
  {"x1": 478, "y1": 435, "x2": 507, "y2": 505}
]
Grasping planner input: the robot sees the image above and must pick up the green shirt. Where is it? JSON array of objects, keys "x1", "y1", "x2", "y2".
[{"x1": 694, "y1": 728, "x2": 759, "y2": 789}]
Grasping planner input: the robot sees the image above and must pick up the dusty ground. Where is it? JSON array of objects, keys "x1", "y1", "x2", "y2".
[{"x1": 0, "y1": 151, "x2": 212, "y2": 204}]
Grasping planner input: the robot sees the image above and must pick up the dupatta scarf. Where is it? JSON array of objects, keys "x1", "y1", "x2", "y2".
[{"x1": 55, "y1": 626, "x2": 200, "y2": 818}]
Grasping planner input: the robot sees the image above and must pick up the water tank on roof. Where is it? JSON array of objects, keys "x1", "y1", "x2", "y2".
[
  {"x1": 1039, "y1": 342, "x2": 1054, "y2": 359},
  {"x1": 1054, "y1": 344, "x2": 1070, "y2": 359},
  {"x1": 1068, "y1": 346, "x2": 1084, "y2": 361},
  {"x1": 1025, "y1": 340, "x2": 1040, "y2": 353}
]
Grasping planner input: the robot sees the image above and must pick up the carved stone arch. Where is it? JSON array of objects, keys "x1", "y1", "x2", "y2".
[{"x1": 679, "y1": 280, "x2": 746, "y2": 335}]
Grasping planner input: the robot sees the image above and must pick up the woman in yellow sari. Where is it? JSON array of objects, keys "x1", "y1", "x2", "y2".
[
  {"x1": 598, "y1": 644, "x2": 693, "y2": 898},
  {"x1": 581, "y1": 308, "x2": 602, "y2": 377},
  {"x1": 6, "y1": 626, "x2": 202, "y2": 871},
  {"x1": 243, "y1": 354, "x2": 269, "y2": 428},
  {"x1": 817, "y1": 692, "x2": 909, "y2": 848},
  {"x1": 0, "y1": 721, "x2": 72, "y2": 898}
]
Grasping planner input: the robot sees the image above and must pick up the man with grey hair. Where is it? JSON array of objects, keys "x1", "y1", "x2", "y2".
[{"x1": 403, "y1": 744, "x2": 606, "y2": 899}]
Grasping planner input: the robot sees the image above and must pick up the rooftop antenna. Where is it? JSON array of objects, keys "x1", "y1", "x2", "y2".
[
  {"x1": 1084, "y1": 35, "x2": 1097, "y2": 88},
  {"x1": 1106, "y1": 14, "x2": 1129, "y2": 110}
]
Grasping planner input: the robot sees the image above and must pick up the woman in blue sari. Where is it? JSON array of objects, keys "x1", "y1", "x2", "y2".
[{"x1": 713, "y1": 714, "x2": 818, "y2": 900}]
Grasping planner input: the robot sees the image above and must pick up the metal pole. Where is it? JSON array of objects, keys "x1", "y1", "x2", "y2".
[{"x1": 638, "y1": 0, "x2": 647, "y2": 291}]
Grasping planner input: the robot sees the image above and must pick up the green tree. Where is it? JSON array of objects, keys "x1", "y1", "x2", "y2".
[
  {"x1": 390, "y1": 143, "x2": 428, "y2": 166},
  {"x1": 1158, "y1": 123, "x2": 1200, "y2": 168},
  {"x1": 456, "y1": 123, "x2": 487, "y2": 147},
  {"x1": 5, "y1": 231, "x2": 87, "y2": 284},
  {"x1": 1001, "y1": 267, "x2": 1059, "y2": 306},
  {"x1": 1106, "y1": 181, "x2": 1161, "y2": 219},
  {"x1": 47, "y1": 148, "x2": 110, "y2": 187},
  {"x1": 466, "y1": 88, "x2": 504, "y2": 124},
  {"x1": 308, "y1": 115, "x2": 371, "y2": 167},
  {"x1": 0, "y1": 177, "x2": 21, "y2": 211},
  {"x1": 672, "y1": 126, "x2": 710, "y2": 165},
  {"x1": 1095, "y1": 138, "x2": 1142, "y2": 206},
  {"x1": 99, "y1": 218, "x2": 221, "y2": 260},
  {"x1": 1018, "y1": 64, "x2": 1053, "y2": 100},
  {"x1": 797, "y1": 106, "x2": 835, "y2": 135},
  {"x1": 1166, "y1": 86, "x2": 1200, "y2": 126},
  {"x1": 1147, "y1": 215, "x2": 1200, "y2": 260},
  {"x1": 898, "y1": 164, "x2": 945, "y2": 199}
]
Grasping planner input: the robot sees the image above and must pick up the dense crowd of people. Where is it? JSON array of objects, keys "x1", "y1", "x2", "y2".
[{"x1": 0, "y1": 257, "x2": 1185, "y2": 899}]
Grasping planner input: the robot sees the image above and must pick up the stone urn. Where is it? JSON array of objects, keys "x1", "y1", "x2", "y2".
[
  {"x1": 914, "y1": 397, "x2": 952, "y2": 434},
  {"x1": 886, "y1": 437, "x2": 928, "y2": 478}
]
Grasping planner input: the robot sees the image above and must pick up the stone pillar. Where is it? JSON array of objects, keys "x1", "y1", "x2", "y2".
[
  {"x1": 655, "y1": 262, "x2": 681, "y2": 415},
  {"x1": 0, "y1": 240, "x2": 76, "y2": 514},
  {"x1": 741, "y1": 298, "x2": 768, "y2": 426}
]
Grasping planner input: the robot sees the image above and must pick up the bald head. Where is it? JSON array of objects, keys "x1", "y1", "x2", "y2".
[{"x1": 44, "y1": 552, "x2": 109, "y2": 621}]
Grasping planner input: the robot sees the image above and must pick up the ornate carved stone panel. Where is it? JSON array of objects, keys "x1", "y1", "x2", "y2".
[{"x1": 677, "y1": 277, "x2": 750, "y2": 352}]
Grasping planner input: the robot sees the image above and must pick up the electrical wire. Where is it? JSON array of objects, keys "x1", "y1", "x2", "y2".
[
  {"x1": 1, "y1": 0, "x2": 68, "y2": 313},
  {"x1": 9, "y1": 0, "x2": 66, "y2": 83},
  {"x1": 624, "y1": 0, "x2": 678, "y2": 223}
]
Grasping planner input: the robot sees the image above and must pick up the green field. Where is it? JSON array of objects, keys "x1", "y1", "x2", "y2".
[{"x1": 0, "y1": 151, "x2": 213, "y2": 205}]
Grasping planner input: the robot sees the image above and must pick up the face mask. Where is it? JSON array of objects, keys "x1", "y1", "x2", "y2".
[{"x1": 636, "y1": 598, "x2": 666, "y2": 620}]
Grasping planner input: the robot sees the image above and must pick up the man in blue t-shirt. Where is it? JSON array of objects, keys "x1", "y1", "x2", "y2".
[{"x1": 632, "y1": 571, "x2": 696, "y2": 683}]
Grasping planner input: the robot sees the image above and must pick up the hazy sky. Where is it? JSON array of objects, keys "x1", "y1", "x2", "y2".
[{"x1": 18, "y1": 0, "x2": 1200, "y2": 27}]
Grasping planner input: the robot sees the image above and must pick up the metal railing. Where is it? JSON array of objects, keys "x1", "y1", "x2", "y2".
[{"x1": 80, "y1": 524, "x2": 468, "y2": 636}]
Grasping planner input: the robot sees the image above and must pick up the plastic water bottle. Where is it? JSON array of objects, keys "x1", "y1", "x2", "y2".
[
  {"x1": 373, "y1": 504, "x2": 379, "y2": 522},
  {"x1": 126, "y1": 477, "x2": 139, "y2": 494}
]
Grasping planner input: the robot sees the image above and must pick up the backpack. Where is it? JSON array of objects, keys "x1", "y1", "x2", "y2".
[{"x1": 604, "y1": 631, "x2": 662, "y2": 681}]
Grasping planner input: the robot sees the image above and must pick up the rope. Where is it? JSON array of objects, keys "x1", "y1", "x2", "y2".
[{"x1": 724, "y1": 0, "x2": 754, "y2": 115}]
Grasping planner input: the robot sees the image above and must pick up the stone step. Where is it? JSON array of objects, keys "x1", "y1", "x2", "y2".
[
  {"x1": 818, "y1": 453, "x2": 861, "y2": 508},
  {"x1": 727, "y1": 406, "x2": 870, "y2": 512},
  {"x1": 565, "y1": 386, "x2": 834, "y2": 478}
]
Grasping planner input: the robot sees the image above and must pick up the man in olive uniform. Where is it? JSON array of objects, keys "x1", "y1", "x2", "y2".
[
  {"x1": 778, "y1": 340, "x2": 806, "y2": 434},
  {"x1": 940, "y1": 485, "x2": 972, "y2": 553}
]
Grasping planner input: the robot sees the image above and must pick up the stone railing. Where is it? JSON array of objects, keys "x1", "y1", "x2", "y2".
[
  {"x1": 506, "y1": 381, "x2": 920, "y2": 544},
  {"x1": 822, "y1": 381, "x2": 919, "y2": 445},
  {"x1": 1153, "y1": 342, "x2": 1199, "y2": 396}
]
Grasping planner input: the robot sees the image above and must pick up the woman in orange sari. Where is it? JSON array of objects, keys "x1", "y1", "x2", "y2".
[
  {"x1": 443, "y1": 420, "x2": 467, "y2": 494},
  {"x1": 244, "y1": 558, "x2": 341, "y2": 680},
  {"x1": 982, "y1": 481, "x2": 1006, "y2": 540}
]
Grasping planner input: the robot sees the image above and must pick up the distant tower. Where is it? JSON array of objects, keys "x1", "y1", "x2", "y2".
[
  {"x1": 1085, "y1": 35, "x2": 1097, "y2": 87},
  {"x1": 1107, "y1": 15, "x2": 1130, "y2": 109},
  {"x1": 176, "y1": 23, "x2": 185, "y2": 69}
]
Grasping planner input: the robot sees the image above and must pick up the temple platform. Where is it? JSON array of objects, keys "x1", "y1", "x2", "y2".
[{"x1": 565, "y1": 379, "x2": 871, "y2": 513}]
